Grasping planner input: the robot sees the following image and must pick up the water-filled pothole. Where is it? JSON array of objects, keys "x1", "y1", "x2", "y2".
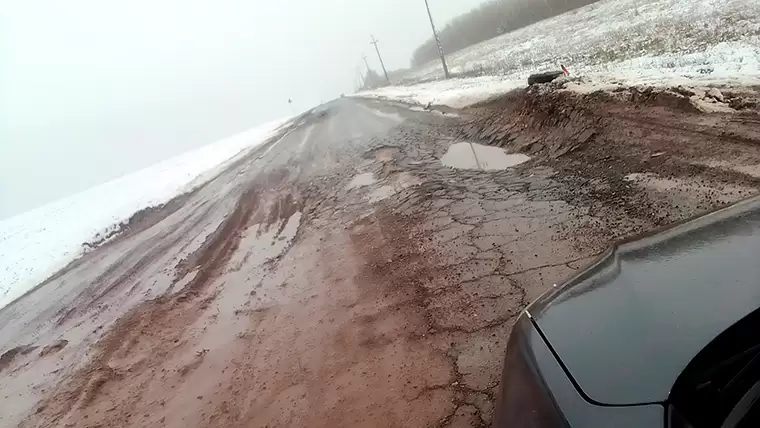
[
  {"x1": 441, "y1": 142, "x2": 530, "y2": 171},
  {"x1": 347, "y1": 173, "x2": 377, "y2": 189}
]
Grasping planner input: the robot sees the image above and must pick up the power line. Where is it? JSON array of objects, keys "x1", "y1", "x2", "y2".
[
  {"x1": 369, "y1": 35, "x2": 390, "y2": 83},
  {"x1": 423, "y1": 0, "x2": 450, "y2": 79}
]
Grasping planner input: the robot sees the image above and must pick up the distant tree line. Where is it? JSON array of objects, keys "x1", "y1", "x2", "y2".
[{"x1": 411, "y1": 0, "x2": 600, "y2": 68}]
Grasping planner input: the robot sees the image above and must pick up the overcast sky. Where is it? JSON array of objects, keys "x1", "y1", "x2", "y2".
[{"x1": 0, "y1": 0, "x2": 486, "y2": 219}]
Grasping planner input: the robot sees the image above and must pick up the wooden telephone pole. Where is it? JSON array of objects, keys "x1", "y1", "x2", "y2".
[
  {"x1": 423, "y1": 0, "x2": 450, "y2": 79},
  {"x1": 370, "y1": 35, "x2": 390, "y2": 83}
]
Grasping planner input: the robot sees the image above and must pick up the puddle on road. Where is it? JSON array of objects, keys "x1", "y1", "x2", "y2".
[
  {"x1": 201, "y1": 211, "x2": 302, "y2": 335},
  {"x1": 441, "y1": 142, "x2": 530, "y2": 171},
  {"x1": 347, "y1": 173, "x2": 377, "y2": 189},
  {"x1": 178, "y1": 213, "x2": 304, "y2": 383},
  {"x1": 224, "y1": 211, "x2": 303, "y2": 275}
]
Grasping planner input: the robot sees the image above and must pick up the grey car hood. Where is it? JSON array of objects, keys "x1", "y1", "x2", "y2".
[{"x1": 531, "y1": 196, "x2": 760, "y2": 405}]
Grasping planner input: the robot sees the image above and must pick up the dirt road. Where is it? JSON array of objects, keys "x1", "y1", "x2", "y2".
[{"x1": 2, "y1": 87, "x2": 760, "y2": 427}]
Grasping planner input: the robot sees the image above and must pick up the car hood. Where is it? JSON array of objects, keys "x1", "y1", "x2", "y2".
[{"x1": 531, "y1": 196, "x2": 760, "y2": 405}]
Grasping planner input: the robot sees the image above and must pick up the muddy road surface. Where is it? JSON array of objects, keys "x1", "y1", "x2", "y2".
[{"x1": 2, "y1": 88, "x2": 760, "y2": 427}]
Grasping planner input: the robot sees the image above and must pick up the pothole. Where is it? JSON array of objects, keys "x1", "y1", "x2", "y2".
[
  {"x1": 368, "y1": 146, "x2": 400, "y2": 162},
  {"x1": 347, "y1": 173, "x2": 377, "y2": 189},
  {"x1": 441, "y1": 142, "x2": 530, "y2": 171},
  {"x1": 367, "y1": 172, "x2": 422, "y2": 203},
  {"x1": 367, "y1": 186, "x2": 396, "y2": 203}
]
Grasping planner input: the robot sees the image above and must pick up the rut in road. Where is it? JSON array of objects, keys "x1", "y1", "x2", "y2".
[
  {"x1": 25, "y1": 170, "x2": 294, "y2": 427},
  {"x1": 4, "y1": 90, "x2": 760, "y2": 428}
]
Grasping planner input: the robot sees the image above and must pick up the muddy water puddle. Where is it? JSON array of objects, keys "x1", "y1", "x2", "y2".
[
  {"x1": 441, "y1": 142, "x2": 530, "y2": 171},
  {"x1": 347, "y1": 172, "x2": 377, "y2": 189}
]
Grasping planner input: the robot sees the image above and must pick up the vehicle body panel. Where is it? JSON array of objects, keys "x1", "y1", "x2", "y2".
[
  {"x1": 494, "y1": 315, "x2": 664, "y2": 427},
  {"x1": 531, "y1": 196, "x2": 760, "y2": 405}
]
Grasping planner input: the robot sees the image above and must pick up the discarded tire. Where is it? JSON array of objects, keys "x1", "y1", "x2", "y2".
[{"x1": 527, "y1": 71, "x2": 564, "y2": 85}]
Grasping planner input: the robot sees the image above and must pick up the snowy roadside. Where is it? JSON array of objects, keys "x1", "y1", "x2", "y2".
[
  {"x1": 0, "y1": 119, "x2": 286, "y2": 309},
  {"x1": 356, "y1": 76, "x2": 526, "y2": 109},
  {"x1": 357, "y1": 42, "x2": 760, "y2": 109},
  {"x1": 356, "y1": 0, "x2": 760, "y2": 109}
]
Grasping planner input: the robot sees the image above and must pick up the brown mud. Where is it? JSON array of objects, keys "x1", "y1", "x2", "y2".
[{"x1": 2, "y1": 91, "x2": 760, "y2": 428}]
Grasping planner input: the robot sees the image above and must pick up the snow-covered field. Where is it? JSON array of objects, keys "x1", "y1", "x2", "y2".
[
  {"x1": 0, "y1": 119, "x2": 286, "y2": 309},
  {"x1": 359, "y1": 0, "x2": 760, "y2": 107}
]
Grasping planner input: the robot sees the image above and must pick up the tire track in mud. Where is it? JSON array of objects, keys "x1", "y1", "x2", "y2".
[
  {"x1": 29, "y1": 122, "x2": 302, "y2": 300},
  {"x1": 54, "y1": 202, "x2": 219, "y2": 327},
  {"x1": 23, "y1": 172, "x2": 290, "y2": 427}
]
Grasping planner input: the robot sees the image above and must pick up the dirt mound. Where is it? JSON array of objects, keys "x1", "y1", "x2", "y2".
[
  {"x1": 460, "y1": 87, "x2": 604, "y2": 158},
  {"x1": 459, "y1": 84, "x2": 760, "y2": 228}
]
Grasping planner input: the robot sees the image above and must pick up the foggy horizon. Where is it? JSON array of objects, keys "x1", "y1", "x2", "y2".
[{"x1": 0, "y1": 0, "x2": 486, "y2": 219}]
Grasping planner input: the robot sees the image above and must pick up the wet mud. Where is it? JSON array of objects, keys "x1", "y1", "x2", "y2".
[{"x1": 2, "y1": 90, "x2": 760, "y2": 428}]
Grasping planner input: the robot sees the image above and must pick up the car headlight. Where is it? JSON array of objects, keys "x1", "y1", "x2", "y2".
[{"x1": 493, "y1": 315, "x2": 568, "y2": 428}]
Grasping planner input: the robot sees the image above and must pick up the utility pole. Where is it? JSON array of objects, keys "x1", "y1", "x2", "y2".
[
  {"x1": 362, "y1": 55, "x2": 372, "y2": 74},
  {"x1": 357, "y1": 65, "x2": 366, "y2": 90},
  {"x1": 369, "y1": 35, "x2": 390, "y2": 83},
  {"x1": 423, "y1": 0, "x2": 450, "y2": 79}
]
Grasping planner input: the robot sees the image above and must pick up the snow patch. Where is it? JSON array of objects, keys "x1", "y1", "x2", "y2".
[
  {"x1": 358, "y1": 0, "x2": 760, "y2": 108},
  {"x1": 357, "y1": 76, "x2": 523, "y2": 109}
]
